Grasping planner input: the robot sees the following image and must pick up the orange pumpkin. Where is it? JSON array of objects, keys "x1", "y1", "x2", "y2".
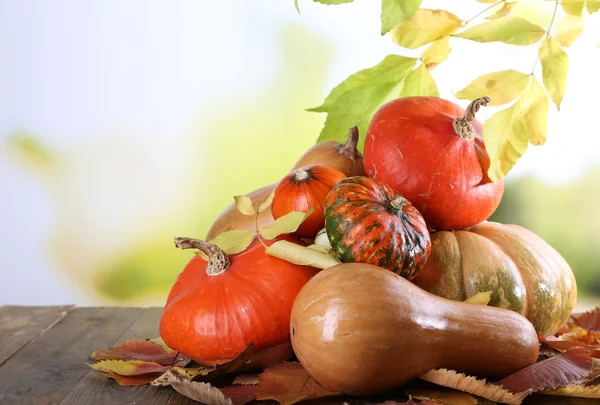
[{"x1": 271, "y1": 164, "x2": 346, "y2": 239}]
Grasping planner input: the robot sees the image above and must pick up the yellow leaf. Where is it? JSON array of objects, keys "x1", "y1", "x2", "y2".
[
  {"x1": 266, "y1": 240, "x2": 341, "y2": 269},
  {"x1": 542, "y1": 384, "x2": 600, "y2": 398},
  {"x1": 476, "y1": 0, "x2": 498, "y2": 2},
  {"x1": 399, "y1": 63, "x2": 440, "y2": 97},
  {"x1": 258, "y1": 189, "x2": 275, "y2": 213},
  {"x1": 539, "y1": 37, "x2": 568, "y2": 110},
  {"x1": 487, "y1": 1, "x2": 516, "y2": 19},
  {"x1": 520, "y1": 77, "x2": 549, "y2": 145},
  {"x1": 561, "y1": 0, "x2": 585, "y2": 16},
  {"x1": 259, "y1": 209, "x2": 313, "y2": 240},
  {"x1": 464, "y1": 291, "x2": 493, "y2": 305},
  {"x1": 420, "y1": 36, "x2": 451, "y2": 69},
  {"x1": 233, "y1": 195, "x2": 256, "y2": 216},
  {"x1": 454, "y1": 69, "x2": 530, "y2": 106},
  {"x1": 587, "y1": 0, "x2": 600, "y2": 13},
  {"x1": 556, "y1": 15, "x2": 584, "y2": 47},
  {"x1": 380, "y1": 0, "x2": 423, "y2": 35},
  {"x1": 89, "y1": 360, "x2": 166, "y2": 376},
  {"x1": 454, "y1": 16, "x2": 545, "y2": 45},
  {"x1": 391, "y1": 9, "x2": 462, "y2": 49},
  {"x1": 209, "y1": 230, "x2": 256, "y2": 255}
]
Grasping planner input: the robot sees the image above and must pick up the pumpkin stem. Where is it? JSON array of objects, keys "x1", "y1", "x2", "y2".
[
  {"x1": 294, "y1": 168, "x2": 310, "y2": 182},
  {"x1": 452, "y1": 97, "x2": 490, "y2": 141},
  {"x1": 390, "y1": 196, "x2": 406, "y2": 210},
  {"x1": 174, "y1": 237, "x2": 230, "y2": 276},
  {"x1": 337, "y1": 126, "x2": 362, "y2": 159}
]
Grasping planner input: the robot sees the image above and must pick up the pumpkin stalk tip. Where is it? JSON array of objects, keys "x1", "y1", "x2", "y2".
[
  {"x1": 337, "y1": 126, "x2": 361, "y2": 159},
  {"x1": 391, "y1": 196, "x2": 407, "y2": 210},
  {"x1": 452, "y1": 97, "x2": 490, "y2": 141},
  {"x1": 174, "y1": 236, "x2": 231, "y2": 276}
]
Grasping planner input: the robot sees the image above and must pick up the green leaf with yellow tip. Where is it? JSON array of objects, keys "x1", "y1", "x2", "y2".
[
  {"x1": 588, "y1": 0, "x2": 600, "y2": 13},
  {"x1": 561, "y1": 0, "x2": 585, "y2": 16},
  {"x1": 454, "y1": 16, "x2": 545, "y2": 45},
  {"x1": 380, "y1": 0, "x2": 422, "y2": 35},
  {"x1": 539, "y1": 37, "x2": 568, "y2": 110},
  {"x1": 260, "y1": 208, "x2": 314, "y2": 240},
  {"x1": 391, "y1": 9, "x2": 462, "y2": 49},
  {"x1": 420, "y1": 36, "x2": 451, "y2": 69},
  {"x1": 89, "y1": 359, "x2": 169, "y2": 376},
  {"x1": 556, "y1": 15, "x2": 584, "y2": 47},
  {"x1": 399, "y1": 63, "x2": 439, "y2": 97},
  {"x1": 454, "y1": 69, "x2": 530, "y2": 106}
]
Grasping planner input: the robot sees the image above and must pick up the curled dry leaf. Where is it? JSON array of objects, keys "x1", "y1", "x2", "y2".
[
  {"x1": 571, "y1": 307, "x2": 600, "y2": 332},
  {"x1": 234, "y1": 195, "x2": 257, "y2": 216},
  {"x1": 258, "y1": 189, "x2": 275, "y2": 213},
  {"x1": 256, "y1": 362, "x2": 343, "y2": 405},
  {"x1": 266, "y1": 240, "x2": 341, "y2": 269},
  {"x1": 420, "y1": 368, "x2": 531, "y2": 405},
  {"x1": 405, "y1": 383, "x2": 477, "y2": 405},
  {"x1": 541, "y1": 384, "x2": 600, "y2": 399},
  {"x1": 559, "y1": 325, "x2": 600, "y2": 346},
  {"x1": 90, "y1": 339, "x2": 188, "y2": 366},
  {"x1": 497, "y1": 348, "x2": 593, "y2": 394},
  {"x1": 160, "y1": 370, "x2": 233, "y2": 405},
  {"x1": 464, "y1": 291, "x2": 493, "y2": 305},
  {"x1": 260, "y1": 209, "x2": 314, "y2": 240}
]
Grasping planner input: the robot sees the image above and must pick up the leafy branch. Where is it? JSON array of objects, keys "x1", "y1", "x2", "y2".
[{"x1": 301, "y1": 0, "x2": 599, "y2": 181}]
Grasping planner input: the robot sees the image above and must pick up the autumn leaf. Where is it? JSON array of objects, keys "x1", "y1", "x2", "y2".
[
  {"x1": 380, "y1": 0, "x2": 422, "y2": 35},
  {"x1": 562, "y1": 0, "x2": 586, "y2": 16},
  {"x1": 476, "y1": 0, "x2": 499, "y2": 3},
  {"x1": 421, "y1": 368, "x2": 530, "y2": 404},
  {"x1": 259, "y1": 209, "x2": 313, "y2": 240},
  {"x1": 90, "y1": 339, "x2": 188, "y2": 366},
  {"x1": 571, "y1": 307, "x2": 600, "y2": 331},
  {"x1": 541, "y1": 337, "x2": 600, "y2": 356},
  {"x1": 487, "y1": 2, "x2": 516, "y2": 19},
  {"x1": 464, "y1": 291, "x2": 492, "y2": 305},
  {"x1": 542, "y1": 383, "x2": 600, "y2": 398},
  {"x1": 518, "y1": 77, "x2": 549, "y2": 145},
  {"x1": 405, "y1": 382, "x2": 477, "y2": 404},
  {"x1": 256, "y1": 362, "x2": 342, "y2": 405},
  {"x1": 399, "y1": 63, "x2": 439, "y2": 97},
  {"x1": 420, "y1": 37, "x2": 451, "y2": 70},
  {"x1": 454, "y1": 69, "x2": 530, "y2": 106},
  {"x1": 539, "y1": 37, "x2": 568, "y2": 110},
  {"x1": 314, "y1": 0, "x2": 354, "y2": 5},
  {"x1": 308, "y1": 54, "x2": 416, "y2": 148},
  {"x1": 588, "y1": 0, "x2": 600, "y2": 13},
  {"x1": 497, "y1": 347, "x2": 593, "y2": 393},
  {"x1": 232, "y1": 374, "x2": 260, "y2": 385},
  {"x1": 98, "y1": 371, "x2": 165, "y2": 387},
  {"x1": 209, "y1": 230, "x2": 256, "y2": 255},
  {"x1": 391, "y1": 9, "x2": 462, "y2": 49},
  {"x1": 89, "y1": 359, "x2": 170, "y2": 376},
  {"x1": 220, "y1": 385, "x2": 259, "y2": 405},
  {"x1": 556, "y1": 15, "x2": 584, "y2": 47},
  {"x1": 266, "y1": 240, "x2": 341, "y2": 269},
  {"x1": 233, "y1": 195, "x2": 256, "y2": 216},
  {"x1": 559, "y1": 325, "x2": 600, "y2": 345},
  {"x1": 258, "y1": 189, "x2": 275, "y2": 213},
  {"x1": 454, "y1": 16, "x2": 545, "y2": 46}
]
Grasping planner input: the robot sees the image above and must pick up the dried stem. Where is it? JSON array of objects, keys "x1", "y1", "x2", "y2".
[
  {"x1": 452, "y1": 97, "x2": 490, "y2": 141},
  {"x1": 337, "y1": 126, "x2": 362, "y2": 159},
  {"x1": 174, "y1": 237, "x2": 230, "y2": 276}
]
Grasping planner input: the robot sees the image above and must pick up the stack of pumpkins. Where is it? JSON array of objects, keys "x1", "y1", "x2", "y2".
[{"x1": 159, "y1": 96, "x2": 578, "y2": 396}]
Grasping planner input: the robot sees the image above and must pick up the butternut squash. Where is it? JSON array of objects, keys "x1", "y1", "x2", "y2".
[{"x1": 290, "y1": 263, "x2": 540, "y2": 396}]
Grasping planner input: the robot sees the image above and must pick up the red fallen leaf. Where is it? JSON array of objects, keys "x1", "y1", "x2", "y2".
[
  {"x1": 99, "y1": 371, "x2": 165, "y2": 387},
  {"x1": 542, "y1": 338, "x2": 600, "y2": 355},
  {"x1": 256, "y1": 362, "x2": 342, "y2": 405},
  {"x1": 220, "y1": 385, "x2": 259, "y2": 405},
  {"x1": 572, "y1": 307, "x2": 600, "y2": 331},
  {"x1": 498, "y1": 347, "x2": 593, "y2": 393},
  {"x1": 90, "y1": 339, "x2": 189, "y2": 366},
  {"x1": 560, "y1": 326, "x2": 600, "y2": 345}
]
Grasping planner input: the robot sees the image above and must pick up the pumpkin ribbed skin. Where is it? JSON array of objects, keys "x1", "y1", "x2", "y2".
[
  {"x1": 412, "y1": 221, "x2": 577, "y2": 336},
  {"x1": 323, "y1": 176, "x2": 431, "y2": 280}
]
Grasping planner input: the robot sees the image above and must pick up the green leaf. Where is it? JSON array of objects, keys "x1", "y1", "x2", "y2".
[
  {"x1": 561, "y1": 0, "x2": 585, "y2": 16},
  {"x1": 556, "y1": 15, "x2": 584, "y2": 47},
  {"x1": 7, "y1": 132, "x2": 55, "y2": 167},
  {"x1": 233, "y1": 195, "x2": 256, "y2": 216},
  {"x1": 314, "y1": 0, "x2": 354, "y2": 4},
  {"x1": 539, "y1": 37, "x2": 568, "y2": 110},
  {"x1": 420, "y1": 36, "x2": 451, "y2": 69},
  {"x1": 380, "y1": 0, "x2": 422, "y2": 35},
  {"x1": 587, "y1": 0, "x2": 600, "y2": 13},
  {"x1": 209, "y1": 230, "x2": 256, "y2": 255},
  {"x1": 309, "y1": 55, "x2": 417, "y2": 148},
  {"x1": 295, "y1": 0, "x2": 300, "y2": 13},
  {"x1": 484, "y1": 77, "x2": 549, "y2": 181},
  {"x1": 487, "y1": 2, "x2": 516, "y2": 19},
  {"x1": 454, "y1": 16, "x2": 545, "y2": 45},
  {"x1": 454, "y1": 69, "x2": 530, "y2": 106},
  {"x1": 391, "y1": 9, "x2": 462, "y2": 49},
  {"x1": 399, "y1": 63, "x2": 439, "y2": 97},
  {"x1": 259, "y1": 209, "x2": 313, "y2": 240},
  {"x1": 258, "y1": 189, "x2": 275, "y2": 213}
]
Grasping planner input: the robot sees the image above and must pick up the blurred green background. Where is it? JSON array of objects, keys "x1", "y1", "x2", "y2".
[{"x1": 1, "y1": 1, "x2": 599, "y2": 310}]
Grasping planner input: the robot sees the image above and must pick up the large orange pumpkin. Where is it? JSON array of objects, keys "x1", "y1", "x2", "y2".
[{"x1": 412, "y1": 221, "x2": 577, "y2": 336}]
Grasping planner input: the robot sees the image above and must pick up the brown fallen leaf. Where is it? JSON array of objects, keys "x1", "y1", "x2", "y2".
[
  {"x1": 541, "y1": 383, "x2": 600, "y2": 398},
  {"x1": 232, "y1": 374, "x2": 260, "y2": 385},
  {"x1": 498, "y1": 347, "x2": 593, "y2": 394},
  {"x1": 571, "y1": 308, "x2": 600, "y2": 332},
  {"x1": 405, "y1": 383, "x2": 478, "y2": 405},
  {"x1": 542, "y1": 338, "x2": 600, "y2": 356},
  {"x1": 98, "y1": 371, "x2": 165, "y2": 387},
  {"x1": 220, "y1": 385, "x2": 259, "y2": 405},
  {"x1": 256, "y1": 362, "x2": 342, "y2": 405},
  {"x1": 421, "y1": 368, "x2": 531, "y2": 405},
  {"x1": 90, "y1": 339, "x2": 189, "y2": 366},
  {"x1": 559, "y1": 326, "x2": 600, "y2": 346}
]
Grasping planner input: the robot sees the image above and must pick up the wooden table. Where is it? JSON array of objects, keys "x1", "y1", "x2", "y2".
[{"x1": 0, "y1": 306, "x2": 597, "y2": 405}]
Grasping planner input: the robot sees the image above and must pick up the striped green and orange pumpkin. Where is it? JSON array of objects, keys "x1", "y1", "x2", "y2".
[{"x1": 323, "y1": 176, "x2": 431, "y2": 280}]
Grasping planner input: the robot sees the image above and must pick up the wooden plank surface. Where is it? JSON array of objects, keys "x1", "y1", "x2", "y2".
[
  {"x1": 0, "y1": 306, "x2": 145, "y2": 405},
  {"x1": 0, "y1": 305, "x2": 74, "y2": 367},
  {"x1": 60, "y1": 307, "x2": 198, "y2": 405}
]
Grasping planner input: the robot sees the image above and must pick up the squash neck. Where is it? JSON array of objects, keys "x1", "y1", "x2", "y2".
[{"x1": 174, "y1": 237, "x2": 230, "y2": 276}]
